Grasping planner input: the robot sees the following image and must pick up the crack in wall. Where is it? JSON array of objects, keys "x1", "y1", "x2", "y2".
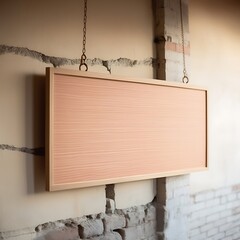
[
  {"x1": 0, "y1": 44, "x2": 155, "y2": 73},
  {"x1": 0, "y1": 144, "x2": 44, "y2": 156}
]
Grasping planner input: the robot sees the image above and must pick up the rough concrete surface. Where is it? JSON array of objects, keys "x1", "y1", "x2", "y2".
[{"x1": 0, "y1": 44, "x2": 155, "y2": 73}]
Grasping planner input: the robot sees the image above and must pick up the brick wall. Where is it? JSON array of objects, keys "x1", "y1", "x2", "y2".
[
  {"x1": 0, "y1": 200, "x2": 157, "y2": 240},
  {"x1": 157, "y1": 175, "x2": 190, "y2": 240},
  {"x1": 36, "y1": 200, "x2": 157, "y2": 240},
  {"x1": 2, "y1": 182, "x2": 240, "y2": 240},
  {"x1": 189, "y1": 184, "x2": 240, "y2": 240}
]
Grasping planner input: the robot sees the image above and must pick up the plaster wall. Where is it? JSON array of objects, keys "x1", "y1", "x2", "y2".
[
  {"x1": 189, "y1": 0, "x2": 240, "y2": 193},
  {"x1": 0, "y1": 0, "x2": 155, "y2": 232},
  {"x1": 2, "y1": 0, "x2": 240, "y2": 234}
]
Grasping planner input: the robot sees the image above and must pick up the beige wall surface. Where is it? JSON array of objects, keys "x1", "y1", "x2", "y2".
[
  {"x1": 0, "y1": 0, "x2": 155, "y2": 231},
  {"x1": 2, "y1": 0, "x2": 240, "y2": 232},
  {"x1": 189, "y1": 0, "x2": 240, "y2": 193}
]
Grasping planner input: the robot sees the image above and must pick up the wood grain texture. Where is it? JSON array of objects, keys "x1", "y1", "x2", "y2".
[{"x1": 46, "y1": 67, "x2": 207, "y2": 191}]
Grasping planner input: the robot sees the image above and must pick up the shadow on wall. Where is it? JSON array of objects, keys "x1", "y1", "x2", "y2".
[
  {"x1": 192, "y1": 0, "x2": 240, "y2": 16},
  {"x1": 25, "y1": 74, "x2": 46, "y2": 194}
]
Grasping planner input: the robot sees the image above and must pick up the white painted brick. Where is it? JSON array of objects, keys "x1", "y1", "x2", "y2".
[
  {"x1": 220, "y1": 196, "x2": 227, "y2": 204},
  {"x1": 226, "y1": 200, "x2": 240, "y2": 209},
  {"x1": 207, "y1": 227, "x2": 218, "y2": 237},
  {"x1": 166, "y1": 189, "x2": 173, "y2": 199},
  {"x1": 206, "y1": 213, "x2": 220, "y2": 223},
  {"x1": 200, "y1": 222, "x2": 214, "y2": 233},
  {"x1": 189, "y1": 228, "x2": 200, "y2": 237},
  {"x1": 194, "y1": 191, "x2": 214, "y2": 203},
  {"x1": 210, "y1": 204, "x2": 226, "y2": 215},
  {"x1": 224, "y1": 237, "x2": 234, "y2": 240},
  {"x1": 215, "y1": 187, "x2": 231, "y2": 197},
  {"x1": 227, "y1": 214, "x2": 240, "y2": 224},
  {"x1": 173, "y1": 186, "x2": 189, "y2": 198},
  {"x1": 191, "y1": 204, "x2": 224, "y2": 221},
  {"x1": 181, "y1": 205, "x2": 190, "y2": 216},
  {"x1": 210, "y1": 232, "x2": 225, "y2": 240},
  {"x1": 190, "y1": 201, "x2": 206, "y2": 212},
  {"x1": 212, "y1": 203, "x2": 226, "y2": 213},
  {"x1": 166, "y1": 175, "x2": 189, "y2": 189},
  {"x1": 233, "y1": 231, "x2": 240, "y2": 240},
  {"x1": 213, "y1": 218, "x2": 227, "y2": 228},
  {"x1": 166, "y1": 197, "x2": 189, "y2": 211},
  {"x1": 180, "y1": 195, "x2": 191, "y2": 206},
  {"x1": 190, "y1": 210, "x2": 205, "y2": 220},
  {"x1": 166, "y1": 58, "x2": 181, "y2": 70},
  {"x1": 190, "y1": 184, "x2": 240, "y2": 240},
  {"x1": 190, "y1": 232, "x2": 207, "y2": 240},
  {"x1": 165, "y1": 53, "x2": 183, "y2": 65},
  {"x1": 219, "y1": 222, "x2": 232, "y2": 232},
  {"x1": 238, "y1": 192, "x2": 240, "y2": 199},
  {"x1": 225, "y1": 226, "x2": 239, "y2": 237},
  {"x1": 206, "y1": 198, "x2": 220, "y2": 208},
  {"x1": 190, "y1": 217, "x2": 206, "y2": 229},
  {"x1": 227, "y1": 193, "x2": 237, "y2": 202},
  {"x1": 220, "y1": 209, "x2": 232, "y2": 218}
]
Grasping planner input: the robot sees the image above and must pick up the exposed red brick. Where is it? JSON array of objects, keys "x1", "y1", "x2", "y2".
[{"x1": 165, "y1": 42, "x2": 190, "y2": 55}]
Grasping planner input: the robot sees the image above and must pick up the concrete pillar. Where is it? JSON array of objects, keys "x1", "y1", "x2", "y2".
[
  {"x1": 153, "y1": 0, "x2": 191, "y2": 239},
  {"x1": 153, "y1": 0, "x2": 190, "y2": 82}
]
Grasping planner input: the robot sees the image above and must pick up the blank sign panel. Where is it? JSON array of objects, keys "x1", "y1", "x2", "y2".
[{"x1": 46, "y1": 67, "x2": 207, "y2": 191}]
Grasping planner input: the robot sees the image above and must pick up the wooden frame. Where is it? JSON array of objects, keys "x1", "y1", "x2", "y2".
[{"x1": 46, "y1": 67, "x2": 207, "y2": 191}]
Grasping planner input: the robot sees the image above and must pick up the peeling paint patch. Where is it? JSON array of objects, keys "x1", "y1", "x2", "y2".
[
  {"x1": 0, "y1": 144, "x2": 44, "y2": 156},
  {"x1": 0, "y1": 44, "x2": 79, "y2": 67},
  {"x1": 0, "y1": 44, "x2": 155, "y2": 72},
  {"x1": 88, "y1": 57, "x2": 155, "y2": 73}
]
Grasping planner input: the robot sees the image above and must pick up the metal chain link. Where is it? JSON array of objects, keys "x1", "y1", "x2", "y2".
[
  {"x1": 79, "y1": 0, "x2": 88, "y2": 71},
  {"x1": 180, "y1": 0, "x2": 189, "y2": 83}
]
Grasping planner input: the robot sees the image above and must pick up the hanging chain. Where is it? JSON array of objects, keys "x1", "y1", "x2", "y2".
[
  {"x1": 79, "y1": 0, "x2": 88, "y2": 71},
  {"x1": 180, "y1": 0, "x2": 189, "y2": 84}
]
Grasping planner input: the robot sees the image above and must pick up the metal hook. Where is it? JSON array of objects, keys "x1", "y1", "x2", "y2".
[
  {"x1": 79, "y1": 63, "x2": 88, "y2": 71},
  {"x1": 182, "y1": 75, "x2": 189, "y2": 84},
  {"x1": 79, "y1": 53, "x2": 88, "y2": 71}
]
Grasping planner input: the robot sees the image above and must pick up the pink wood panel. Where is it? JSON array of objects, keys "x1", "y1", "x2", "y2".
[{"x1": 47, "y1": 68, "x2": 207, "y2": 191}]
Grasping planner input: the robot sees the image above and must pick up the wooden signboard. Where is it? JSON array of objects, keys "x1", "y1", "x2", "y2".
[{"x1": 46, "y1": 67, "x2": 207, "y2": 191}]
